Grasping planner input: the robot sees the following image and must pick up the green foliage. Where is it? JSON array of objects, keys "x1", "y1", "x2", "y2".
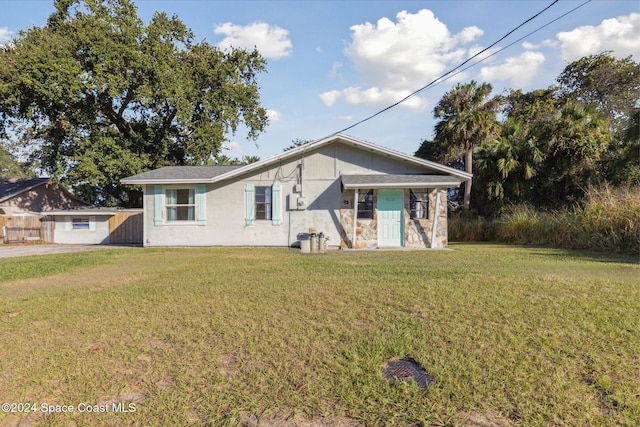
[
  {"x1": 450, "y1": 185, "x2": 640, "y2": 254},
  {"x1": 0, "y1": 0, "x2": 268, "y2": 206},
  {"x1": 0, "y1": 144, "x2": 34, "y2": 177},
  {"x1": 556, "y1": 52, "x2": 640, "y2": 135},
  {"x1": 428, "y1": 54, "x2": 638, "y2": 217},
  {"x1": 432, "y1": 80, "x2": 501, "y2": 210}
]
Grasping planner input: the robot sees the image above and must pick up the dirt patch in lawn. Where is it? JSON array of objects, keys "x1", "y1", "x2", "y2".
[
  {"x1": 457, "y1": 410, "x2": 513, "y2": 426},
  {"x1": 0, "y1": 261, "x2": 148, "y2": 298},
  {"x1": 240, "y1": 413, "x2": 360, "y2": 427}
]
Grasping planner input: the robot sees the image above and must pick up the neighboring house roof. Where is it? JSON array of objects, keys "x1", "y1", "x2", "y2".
[
  {"x1": 121, "y1": 134, "x2": 472, "y2": 185},
  {"x1": 0, "y1": 178, "x2": 50, "y2": 203},
  {"x1": 341, "y1": 174, "x2": 463, "y2": 189}
]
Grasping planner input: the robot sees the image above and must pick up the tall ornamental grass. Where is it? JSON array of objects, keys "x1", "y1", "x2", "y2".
[{"x1": 450, "y1": 185, "x2": 640, "y2": 254}]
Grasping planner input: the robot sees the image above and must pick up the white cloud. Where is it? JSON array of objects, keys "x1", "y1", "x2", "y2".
[
  {"x1": 521, "y1": 39, "x2": 556, "y2": 51},
  {"x1": 325, "y1": 9, "x2": 483, "y2": 110},
  {"x1": 0, "y1": 27, "x2": 12, "y2": 44},
  {"x1": 319, "y1": 90, "x2": 342, "y2": 107},
  {"x1": 479, "y1": 51, "x2": 545, "y2": 88},
  {"x1": 321, "y1": 86, "x2": 427, "y2": 109},
  {"x1": 555, "y1": 13, "x2": 640, "y2": 62},
  {"x1": 215, "y1": 21, "x2": 292, "y2": 59},
  {"x1": 266, "y1": 109, "x2": 280, "y2": 122}
]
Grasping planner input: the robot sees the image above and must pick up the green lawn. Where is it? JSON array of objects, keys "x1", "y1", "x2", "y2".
[{"x1": 0, "y1": 245, "x2": 638, "y2": 426}]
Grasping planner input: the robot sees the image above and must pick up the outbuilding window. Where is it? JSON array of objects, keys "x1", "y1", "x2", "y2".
[{"x1": 71, "y1": 218, "x2": 90, "y2": 229}]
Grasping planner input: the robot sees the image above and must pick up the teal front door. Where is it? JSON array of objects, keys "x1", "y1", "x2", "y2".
[{"x1": 377, "y1": 189, "x2": 403, "y2": 247}]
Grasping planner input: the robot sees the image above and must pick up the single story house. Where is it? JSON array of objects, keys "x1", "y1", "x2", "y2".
[
  {"x1": 0, "y1": 177, "x2": 86, "y2": 215},
  {"x1": 121, "y1": 134, "x2": 471, "y2": 249}
]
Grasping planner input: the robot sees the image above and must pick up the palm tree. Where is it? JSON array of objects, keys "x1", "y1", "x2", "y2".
[{"x1": 433, "y1": 81, "x2": 500, "y2": 210}]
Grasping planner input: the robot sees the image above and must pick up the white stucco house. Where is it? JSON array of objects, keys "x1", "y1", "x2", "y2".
[{"x1": 121, "y1": 134, "x2": 471, "y2": 249}]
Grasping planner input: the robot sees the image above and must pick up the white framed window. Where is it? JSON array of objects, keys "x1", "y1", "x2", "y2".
[
  {"x1": 165, "y1": 188, "x2": 195, "y2": 222},
  {"x1": 244, "y1": 182, "x2": 282, "y2": 226},
  {"x1": 71, "y1": 217, "x2": 90, "y2": 229},
  {"x1": 255, "y1": 186, "x2": 272, "y2": 220}
]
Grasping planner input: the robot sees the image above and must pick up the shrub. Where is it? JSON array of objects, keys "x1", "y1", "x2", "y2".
[{"x1": 451, "y1": 184, "x2": 639, "y2": 254}]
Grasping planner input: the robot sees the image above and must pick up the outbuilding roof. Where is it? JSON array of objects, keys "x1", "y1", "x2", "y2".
[
  {"x1": 341, "y1": 174, "x2": 463, "y2": 189},
  {"x1": 45, "y1": 207, "x2": 119, "y2": 216}
]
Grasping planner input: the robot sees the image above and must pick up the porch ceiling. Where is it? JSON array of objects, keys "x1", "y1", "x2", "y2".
[{"x1": 341, "y1": 174, "x2": 463, "y2": 189}]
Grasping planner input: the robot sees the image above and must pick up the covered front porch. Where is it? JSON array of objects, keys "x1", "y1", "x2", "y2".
[{"x1": 338, "y1": 174, "x2": 462, "y2": 250}]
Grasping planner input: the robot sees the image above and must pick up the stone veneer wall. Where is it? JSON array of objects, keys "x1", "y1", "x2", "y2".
[
  {"x1": 340, "y1": 188, "x2": 448, "y2": 249},
  {"x1": 403, "y1": 188, "x2": 448, "y2": 249}
]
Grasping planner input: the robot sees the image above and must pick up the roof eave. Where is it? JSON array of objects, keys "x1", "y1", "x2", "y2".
[
  {"x1": 44, "y1": 211, "x2": 117, "y2": 216},
  {"x1": 342, "y1": 181, "x2": 463, "y2": 189},
  {"x1": 120, "y1": 178, "x2": 211, "y2": 185}
]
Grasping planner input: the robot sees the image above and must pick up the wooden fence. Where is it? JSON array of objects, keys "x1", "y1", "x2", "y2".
[
  {"x1": 0, "y1": 215, "x2": 43, "y2": 243},
  {"x1": 108, "y1": 210, "x2": 143, "y2": 245},
  {"x1": 1, "y1": 210, "x2": 143, "y2": 245}
]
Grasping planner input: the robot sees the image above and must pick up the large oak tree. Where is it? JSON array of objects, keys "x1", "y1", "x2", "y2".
[{"x1": 0, "y1": 0, "x2": 269, "y2": 206}]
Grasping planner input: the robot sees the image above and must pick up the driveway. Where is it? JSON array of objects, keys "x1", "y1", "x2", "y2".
[{"x1": 0, "y1": 244, "x2": 135, "y2": 259}]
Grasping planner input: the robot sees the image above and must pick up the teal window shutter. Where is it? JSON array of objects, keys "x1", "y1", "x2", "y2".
[
  {"x1": 271, "y1": 181, "x2": 282, "y2": 226},
  {"x1": 153, "y1": 185, "x2": 163, "y2": 226},
  {"x1": 196, "y1": 184, "x2": 206, "y2": 225},
  {"x1": 245, "y1": 183, "x2": 255, "y2": 226}
]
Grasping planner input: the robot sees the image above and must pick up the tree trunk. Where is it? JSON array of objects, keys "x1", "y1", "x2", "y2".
[{"x1": 464, "y1": 149, "x2": 473, "y2": 210}]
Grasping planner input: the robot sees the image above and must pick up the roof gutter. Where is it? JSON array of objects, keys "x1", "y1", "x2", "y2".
[{"x1": 341, "y1": 181, "x2": 463, "y2": 189}]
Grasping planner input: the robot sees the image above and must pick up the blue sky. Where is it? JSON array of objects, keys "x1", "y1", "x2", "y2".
[{"x1": 1, "y1": 1, "x2": 638, "y2": 160}]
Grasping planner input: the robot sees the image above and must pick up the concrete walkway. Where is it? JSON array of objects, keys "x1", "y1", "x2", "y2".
[{"x1": 0, "y1": 244, "x2": 136, "y2": 258}]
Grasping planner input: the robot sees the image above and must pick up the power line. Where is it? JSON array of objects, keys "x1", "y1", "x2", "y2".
[
  {"x1": 416, "y1": 0, "x2": 592, "y2": 95},
  {"x1": 334, "y1": 0, "x2": 589, "y2": 135}
]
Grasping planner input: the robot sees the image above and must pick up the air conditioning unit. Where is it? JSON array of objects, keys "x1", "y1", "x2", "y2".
[{"x1": 296, "y1": 197, "x2": 307, "y2": 210}]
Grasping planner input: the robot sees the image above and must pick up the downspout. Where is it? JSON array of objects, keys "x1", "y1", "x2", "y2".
[
  {"x1": 430, "y1": 188, "x2": 440, "y2": 249},
  {"x1": 352, "y1": 188, "x2": 358, "y2": 248}
]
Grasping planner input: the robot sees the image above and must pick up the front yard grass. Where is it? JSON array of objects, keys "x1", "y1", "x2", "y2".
[{"x1": 0, "y1": 244, "x2": 638, "y2": 426}]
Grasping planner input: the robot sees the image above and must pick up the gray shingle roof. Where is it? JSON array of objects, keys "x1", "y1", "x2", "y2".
[
  {"x1": 341, "y1": 174, "x2": 463, "y2": 188},
  {"x1": 121, "y1": 134, "x2": 473, "y2": 185},
  {"x1": 122, "y1": 165, "x2": 242, "y2": 183},
  {"x1": 0, "y1": 178, "x2": 49, "y2": 202}
]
